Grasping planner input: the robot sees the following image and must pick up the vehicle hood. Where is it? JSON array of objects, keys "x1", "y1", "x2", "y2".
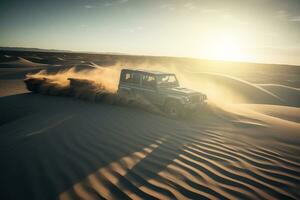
[{"x1": 158, "y1": 87, "x2": 201, "y2": 96}]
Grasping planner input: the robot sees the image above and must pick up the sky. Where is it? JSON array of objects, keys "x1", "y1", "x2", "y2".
[{"x1": 1, "y1": 0, "x2": 300, "y2": 65}]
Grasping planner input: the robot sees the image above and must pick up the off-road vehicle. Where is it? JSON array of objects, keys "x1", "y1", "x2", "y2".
[{"x1": 118, "y1": 69, "x2": 207, "y2": 118}]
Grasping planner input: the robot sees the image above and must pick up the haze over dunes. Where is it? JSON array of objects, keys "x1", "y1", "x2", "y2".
[{"x1": 0, "y1": 50, "x2": 300, "y2": 200}]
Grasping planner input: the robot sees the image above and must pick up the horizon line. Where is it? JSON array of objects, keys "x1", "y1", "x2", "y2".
[{"x1": 1, "y1": 46, "x2": 299, "y2": 67}]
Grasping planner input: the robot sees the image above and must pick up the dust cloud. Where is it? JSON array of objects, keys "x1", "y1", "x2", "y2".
[
  {"x1": 26, "y1": 66, "x2": 120, "y2": 92},
  {"x1": 24, "y1": 63, "x2": 270, "y2": 118},
  {"x1": 24, "y1": 65, "x2": 165, "y2": 115}
]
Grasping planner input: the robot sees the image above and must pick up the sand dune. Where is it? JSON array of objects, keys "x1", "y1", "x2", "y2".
[
  {"x1": 0, "y1": 54, "x2": 18, "y2": 62},
  {"x1": 21, "y1": 55, "x2": 68, "y2": 65},
  {"x1": 258, "y1": 84, "x2": 300, "y2": 107},
  {"x1": 0, "y1": 79, "x2": 27, "y2": 97},
  {"x1": 0, "y1": 57, "x2": 48, "y2": 68},
  {"x1": 183, "y1": 72, "x2": 286, "y2": 105},
  {"x1": 71, "y1": 63, "x2": 100, "y2": 71},
  {"x1": 243, "y1": 104, "x2": 300, "y2": 123},
  {"x1": 1, "y1": 94, "x2": 299, "y2": 200},
  {"x1": 0, "y1": 52, "x2": 300, "y2": 200}
]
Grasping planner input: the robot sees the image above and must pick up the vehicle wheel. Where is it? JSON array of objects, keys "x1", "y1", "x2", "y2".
[
  {"x1": 165, "y1": 100, "x2": 184, "y2": 119},
  {"x1": 119, "y1": 90, "x2": 134, "y2": 105}
]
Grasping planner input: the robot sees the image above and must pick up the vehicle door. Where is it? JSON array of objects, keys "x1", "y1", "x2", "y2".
[
  {"x1": 119, "y1": 71, "x2": 141, "y2": 98},
  {"x1": 141, "y1": 74, "x2": 158, "y2": 104},
  {"x1": 130, "y1": 72, "x2": 143, "y2": 98}
]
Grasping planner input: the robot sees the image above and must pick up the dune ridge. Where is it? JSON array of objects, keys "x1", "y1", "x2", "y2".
[
  {"x1": 0, "y1": 57, "x2": 48, "y2": 68},
  {"x1": 258, "y1": 84, "x2": 300, "y2": 107},
  {"x1": 182, "y1": 72, "x2": 286, "y2": 105}
]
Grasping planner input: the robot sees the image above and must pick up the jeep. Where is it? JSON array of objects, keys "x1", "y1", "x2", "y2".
[{"x1": 118, "y1": 69, "x2": 207, "y2": 118}]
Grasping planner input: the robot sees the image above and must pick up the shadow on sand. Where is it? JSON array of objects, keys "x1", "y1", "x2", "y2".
[{"x1": 0, "y1": 93, "x2": 193, "y2": 200}]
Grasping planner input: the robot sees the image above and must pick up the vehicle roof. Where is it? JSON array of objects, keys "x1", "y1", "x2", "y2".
[{"x1": 122, "y1": 68, "x2": 175, "y2": 75}]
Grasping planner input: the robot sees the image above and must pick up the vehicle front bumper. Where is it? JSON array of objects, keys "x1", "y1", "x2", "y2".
[{"x1": 184, "y1": 101, "x2": 207, "y2": 110}]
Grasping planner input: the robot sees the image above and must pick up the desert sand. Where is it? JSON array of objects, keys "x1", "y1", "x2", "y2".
[{"x1": 0, "y1": 51, "x2": 299, "y2": 200}]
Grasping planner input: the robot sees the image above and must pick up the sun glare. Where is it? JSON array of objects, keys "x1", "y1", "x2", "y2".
[{"x1": 203, "y1": 32, "x2": 245, "y2": 62}]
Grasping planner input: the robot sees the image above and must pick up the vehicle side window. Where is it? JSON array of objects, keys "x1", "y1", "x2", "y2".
[
  {"x1": 132, "y1": 73, "x2": 140, "y2": 84},
  {"x1": 121, "y1": 72, "x2": 140, "y2": 84},
  {"x1": 142, "y1": 74, "x2": 156, "y2": 89},
  {"x1": 125, "y1": 73, "x2": 131, "y2": 81},
  {"x1": 162, "y1": 75, "x2": 176, "y2": 83}
]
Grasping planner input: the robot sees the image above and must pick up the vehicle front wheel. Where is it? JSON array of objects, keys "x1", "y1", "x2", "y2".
[{"x1": 164, "y1": 100, "x2": 184, "y2": 119}]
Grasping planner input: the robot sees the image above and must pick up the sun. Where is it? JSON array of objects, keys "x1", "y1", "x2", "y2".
[{"x1": 204, "y1": 32, "x2": 245, "y2": 61}]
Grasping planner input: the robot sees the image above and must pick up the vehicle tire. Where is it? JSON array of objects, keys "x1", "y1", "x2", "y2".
[
  {"x1": 119, "y1": 90, "x2": 134, "y2": 105},
  {"x1": 119, "y1": 90, "x2": 129, "y2": 98},
  {"x1": 165, "y1": 100, "x2": 184, "y2": 119}
]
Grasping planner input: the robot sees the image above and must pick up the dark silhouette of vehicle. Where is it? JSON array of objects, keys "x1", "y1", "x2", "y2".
[{"x1": 118, "y1": 69, "x2": 207, "y2": 118}]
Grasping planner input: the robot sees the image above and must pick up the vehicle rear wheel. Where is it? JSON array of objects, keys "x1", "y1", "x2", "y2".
[
  {"x1": 119, "y1": 90, "x2": 135, "y2": 105},
  {"x1": 165, "y1": 100, "x2": 184, "y2": 119}
]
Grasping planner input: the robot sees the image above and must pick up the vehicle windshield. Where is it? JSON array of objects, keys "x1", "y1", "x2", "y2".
[{"x1": 156, "y1": 74, "x2": 178, "y2": 87}]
